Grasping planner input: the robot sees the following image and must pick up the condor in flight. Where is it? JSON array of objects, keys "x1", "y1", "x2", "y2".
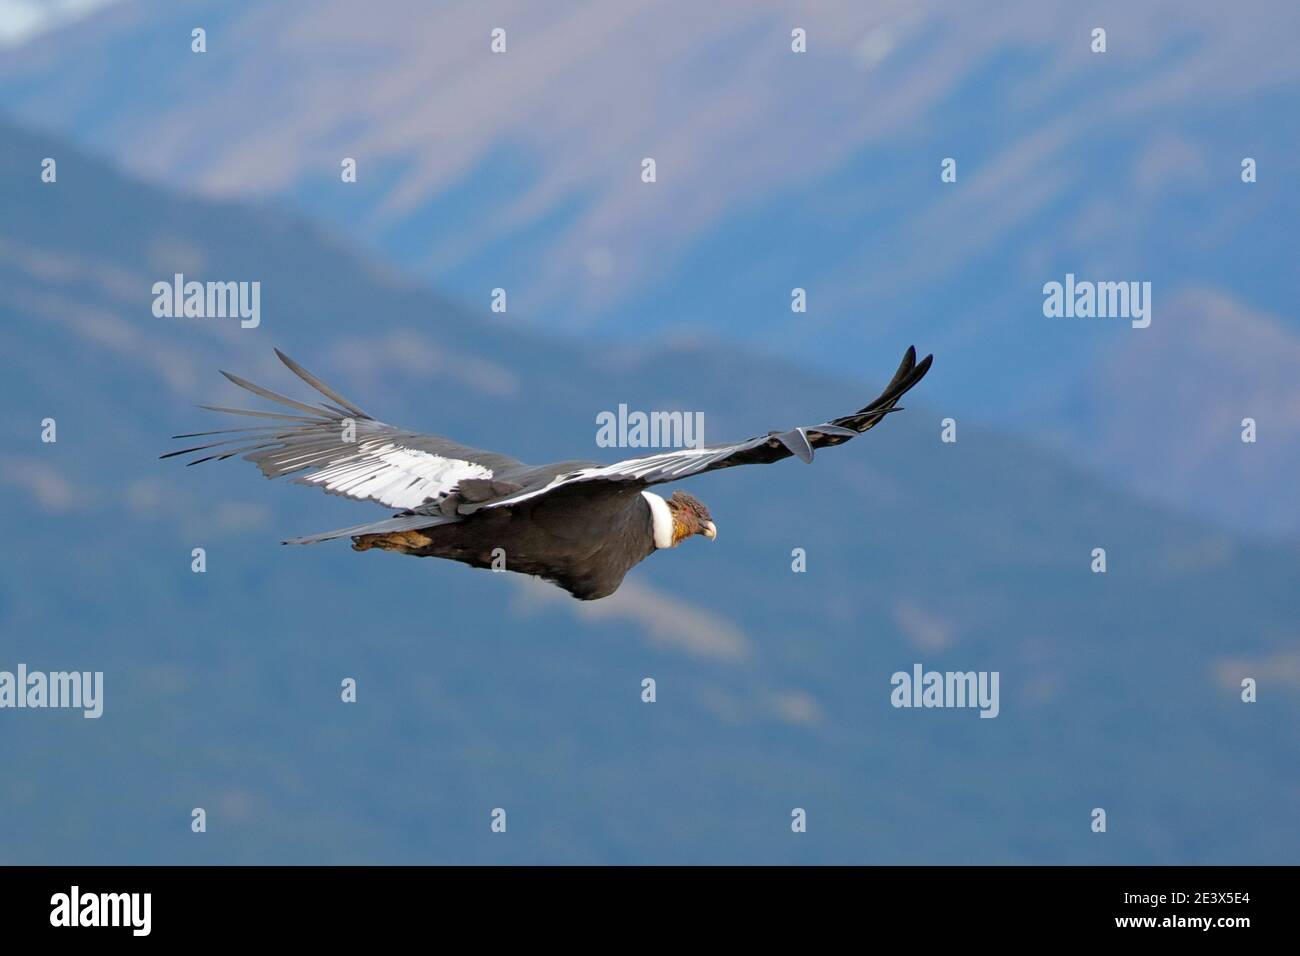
[{"x1": 165, "y1": 347, "x2": 932, "y2": 600}]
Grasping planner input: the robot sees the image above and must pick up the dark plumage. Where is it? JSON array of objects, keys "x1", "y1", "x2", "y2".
[{"x1": 164, "y1": 347, "x2": 932, "y2": 599}]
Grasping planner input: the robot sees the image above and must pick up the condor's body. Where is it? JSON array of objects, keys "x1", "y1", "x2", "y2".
[
  {"x1": 164, "y1": 346, "x2": 930, "y2": 601},
  {"x1": 355, "y1": 484, "x2": 660, "y2": 600}
]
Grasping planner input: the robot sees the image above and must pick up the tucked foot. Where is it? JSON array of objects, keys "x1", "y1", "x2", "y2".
[{"x1": 352, "y1": 530, "x2": 435, "y2": 553}]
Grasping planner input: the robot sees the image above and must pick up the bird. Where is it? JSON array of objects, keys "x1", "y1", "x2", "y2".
[{"x1": 164, "y1": 346, "x2": 932, "y2": 600}]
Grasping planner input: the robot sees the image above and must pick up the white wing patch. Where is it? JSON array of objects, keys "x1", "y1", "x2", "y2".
[{"x1": 300, "y1": 441, "x2": 493, "y2": 510}]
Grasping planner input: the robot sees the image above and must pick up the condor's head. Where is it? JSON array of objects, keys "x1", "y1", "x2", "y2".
[
  {"x1": 642, "y1": 489, "x2": 715, "y2": 550},
  {"x1": 666, "y1": 490, "x2": 717, "y2": 546}
]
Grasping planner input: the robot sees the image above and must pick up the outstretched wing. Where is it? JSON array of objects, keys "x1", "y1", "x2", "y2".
[
  {"x1": 162, "y1": 349, "x2": 526, "y2": 511},
  {"x1": 464, "y1": 346, "x2": 933, "y2": 513}
]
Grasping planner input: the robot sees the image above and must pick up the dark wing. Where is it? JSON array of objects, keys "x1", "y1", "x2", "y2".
[
  {"x1": 162, "y1": 349, "x2": 527, "y2": 512},
  {"x1": 463, "y1": 346, "x2": 933, "y2": 513}
]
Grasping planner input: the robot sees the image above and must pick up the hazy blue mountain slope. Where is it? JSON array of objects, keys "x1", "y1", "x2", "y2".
[{"x1": 1, "y1": 119, "x2": 1297, "y2": 864}]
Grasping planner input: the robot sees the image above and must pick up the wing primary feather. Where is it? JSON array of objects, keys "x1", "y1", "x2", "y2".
[
  {"x1": 219, "y1": 370, "x2": 332, "y2": 418},
  {"x1": 184, "y1": 442, "x2": 279, "y2": 465},
  {"x1": 172, "y1": 425, "x2": 298, "y2": 439},
  {"x1": 197, "y1": 404, "x2": 322, "y2": 423},
  {"x1": 160, "y1": 439, "x2": 241, "y2": 459},
  {"x1": 319, "y1": 402, "x2": 358, "y2": 418},
  {"x1": 273, "y1": 349, "x2": 371, "y2": 419}
]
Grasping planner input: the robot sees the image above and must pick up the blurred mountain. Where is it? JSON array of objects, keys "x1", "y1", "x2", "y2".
[
  {"x1": 1, "y1": 0, "x2": 1297, "y2": 541},
  {"x1": 1, "y1": 117, "x2": 1298, "y2": 864}
]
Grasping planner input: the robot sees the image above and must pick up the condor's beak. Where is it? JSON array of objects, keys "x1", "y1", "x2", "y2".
[{"x1": 702, "y1": 521, "x2": 717, "y2": 541}]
